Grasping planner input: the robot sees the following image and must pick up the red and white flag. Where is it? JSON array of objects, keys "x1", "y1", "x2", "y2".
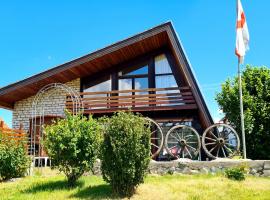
[{"x1": 235, "y1": 0, "x2": 249, "y2": 64}]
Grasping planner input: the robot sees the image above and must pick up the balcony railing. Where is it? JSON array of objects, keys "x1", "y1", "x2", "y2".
[{"x1": 66, "y1": 87, "x2": 197, "y2": 114}]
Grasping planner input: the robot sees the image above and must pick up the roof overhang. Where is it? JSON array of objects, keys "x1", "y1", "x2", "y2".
[{"x1": 0, "y1": 21, "x2": 213, "y2": 127}]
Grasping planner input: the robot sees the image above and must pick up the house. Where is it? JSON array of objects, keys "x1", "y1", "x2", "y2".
[{"x1": 0, "y1": 22, "x2": 213, "y2": 160}]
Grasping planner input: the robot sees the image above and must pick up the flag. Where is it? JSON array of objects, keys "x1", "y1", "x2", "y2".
[{"x1": 235, "y1": 0, "x2": 249, "y2": 64}]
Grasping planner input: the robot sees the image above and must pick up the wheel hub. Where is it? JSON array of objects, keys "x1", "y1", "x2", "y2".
[
  {"x1": 179, "y1": 139, "x2": 187, "y2": 146},
  {"x1": 217, "y1": 138, "x2": 225, "y2": 145}
]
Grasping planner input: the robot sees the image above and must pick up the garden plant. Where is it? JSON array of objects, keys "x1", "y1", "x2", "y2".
[
  {"x1": 44, "y1": 112, "x2": 102, "y2": 187},
  {"x1": 100, "y1": 112, "x2": 151, "y2": 197}
]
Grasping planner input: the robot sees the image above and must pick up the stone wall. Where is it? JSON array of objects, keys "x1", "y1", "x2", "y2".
[
  {"x1": 12, "y1": 78, "x2": 80, "y2": 131},
  {"x1": 92, "y1": 159, "x2": 270, "y2": 177}
]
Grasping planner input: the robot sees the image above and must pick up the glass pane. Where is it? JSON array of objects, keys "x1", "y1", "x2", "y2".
[
  {"x1": 84, "y1": 79, "x2": 111, "y2": 94},
  {"x1": 119, "y1": 78, "x2": 132, "y2": 96},
  {"x1": 155, "y1": 75, "x2": 177, "y2": 89},
  {"x1": 135, "y1": 77, "x2": 148, "y2": 95},
  {"x1": 118, "y1": 79, "x2": 132, "y2": 107},
  {"x1": 126, "y1": 65, "x2": 148, "y2": 75},
  {"x1": 83, "y1": 79, "x2": 111, "y2": 109},
  {"x1": 155, "y1": 54, "x2": 172, "y2": 74},
  {"x1": 120, "y1": 65, "x2": 148, "y2": 76}
]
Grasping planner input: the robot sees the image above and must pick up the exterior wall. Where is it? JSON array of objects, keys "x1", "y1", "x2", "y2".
[{"x1": 12, "y1": 78, "x2": 80, "y2": 131}]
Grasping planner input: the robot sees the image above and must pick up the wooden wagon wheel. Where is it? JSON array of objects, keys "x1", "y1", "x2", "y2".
[
  {"x1": 202, "y1": 123, "x2": 240, "y2": 159},
  {"x1": 144, "y1": 118, "x2": 164, "y2": 159},
  {"x1": 165, "y1": 125, "x2": 201, "y2": 159}
]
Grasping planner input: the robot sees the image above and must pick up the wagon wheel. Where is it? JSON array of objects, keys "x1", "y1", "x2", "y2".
[
  {"x1": 165, "y1": 125, "x2": 201, "y2": 159},
  {"x1": 202, "y1": 123, "x2": 240, "y2": 159},
  {"x1": 144, "y1": 118, "x2": 164, "y2": 159}
]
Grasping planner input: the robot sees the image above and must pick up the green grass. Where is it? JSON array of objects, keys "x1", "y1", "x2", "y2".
[{"x1": 0, "y1": 169, "x2": 270, "y2": 200}]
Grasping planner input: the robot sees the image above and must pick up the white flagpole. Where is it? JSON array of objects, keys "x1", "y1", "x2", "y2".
[{"x1": 238, "y1": 59, "x2": 247, "y2": 159}]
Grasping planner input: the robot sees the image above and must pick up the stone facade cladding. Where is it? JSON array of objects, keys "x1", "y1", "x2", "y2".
[
  {"x1": 12, "y1": 78, "x2": 80, "y2": 131},
  {"x1": 91, "y1": 159, "x2": 270, "y2": 177}
]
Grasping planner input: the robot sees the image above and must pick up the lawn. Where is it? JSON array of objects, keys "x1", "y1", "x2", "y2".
[{"x1": 0, "y1": 170, "x2": 270, "y2": 200}]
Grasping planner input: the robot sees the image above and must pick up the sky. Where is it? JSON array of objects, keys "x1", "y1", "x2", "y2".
[{"x1": 0, "y1": 0, "x2": 269, "y2": 127}]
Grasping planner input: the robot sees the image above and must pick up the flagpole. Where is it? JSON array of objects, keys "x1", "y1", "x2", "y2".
[{"x1": 238, "y1": 59, "x2": 247, "y2": 159}]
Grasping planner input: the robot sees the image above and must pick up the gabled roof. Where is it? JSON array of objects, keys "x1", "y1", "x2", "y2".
[{"x1": 0, "y1": 21, "x2": 213, "y2": 126}]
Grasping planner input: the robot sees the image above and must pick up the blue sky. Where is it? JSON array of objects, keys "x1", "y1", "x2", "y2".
[{"x1": 0, "y1": 0, "x2": 269, "y2": 127}]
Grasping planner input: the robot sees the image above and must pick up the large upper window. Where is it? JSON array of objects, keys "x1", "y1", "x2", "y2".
[
  {"x1": 118, "y1": 64, "x2": 148, "y2": 95},
  {"x1": 155, "y1": 54, "x2": 177, "y2": 90}
]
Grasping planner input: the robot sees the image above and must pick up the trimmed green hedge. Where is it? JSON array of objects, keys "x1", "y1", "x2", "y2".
[
  {"x1": 100, "y1": 112, "x2": 151, "y2": 197},
  {"x1": 44, "y1": 112, "x2": 102, "y2": 187},
  {"x1": 0, "y1": 136, "x2": 30, "y2": 181}
]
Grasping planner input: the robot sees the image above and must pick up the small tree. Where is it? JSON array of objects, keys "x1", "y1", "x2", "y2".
[
  {"x1": 44, "y1": 112, "x2": 101, "y2": 187},
  {"x1": 100, "y1": 112, "x2": 151, "y2": 197},
  {"x1": 216, "y1": 65, "x2": 270, "y2": 159},
  {"x1": 0, "y1": 135, "x2": 30, "y2": 181}
]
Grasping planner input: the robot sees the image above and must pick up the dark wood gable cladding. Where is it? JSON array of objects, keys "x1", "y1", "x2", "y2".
[{"x1": 0, "y1": 22, "x2": 213, "y2": 128}]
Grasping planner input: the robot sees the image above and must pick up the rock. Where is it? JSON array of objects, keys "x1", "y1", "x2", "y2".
[
  {"x1": 264, "y1": 161, "x2": 270, "y2": 170},
  {"x1": 182, "y1": 167, "x2": 192, "y2": 174},
  {"x1": 177, "y1": 158, "x2": 193, "y2": 162},
  {"x1": 263, "y1": 170, "x2": 270, "y2": 177},
  {"x1": 200, "y1": 167, "x2": 209, "y2": 174},
  {"x1": 210, "y1": 166, "x2": 217, "y2": 173},
  {"x1": 190, "y1": 170, "x2": 200, "y2": 175},
  {"x1": 249, "y1": 168, "x2": 257, "y2": 175}
]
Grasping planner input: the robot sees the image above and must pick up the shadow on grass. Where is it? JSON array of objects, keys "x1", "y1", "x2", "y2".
[
  {"x1": 71, "y1": 184, "x2": 115, "y2": 199},
  {"x1": 24, "y1": 179, "x2": 85, "y2": 193}
]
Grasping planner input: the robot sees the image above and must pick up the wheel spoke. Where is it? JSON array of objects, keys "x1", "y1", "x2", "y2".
[
  {"x1": 205, "y1": 142, "x2": 216, "y2": 146},
  {"x1": 205, "y1": 137, "x2": 216, "y2": 142},
  {"x1": 209, "y1": 145, "x2": 218, "y2": 153},
  {"x1": 186, "y1": 144, "x2": 196, "y2": 151},
  {"x1": 209, "y1": 131, "x2": 218, "y2": 139},
  {"x1": 185, "y1": 146, "x2": 192, "y2": 158},
  {"x1": 151, "y1": 130, "x2": 157, "y2": 135},
  {"x1": 184, "y1": 134, "x2": 194, "y2": 138},
  {"x1": 186, "y1": 141, "x2": 198, "y2": 144},
  {"x1": 151, "y1": 143, "x2": 159, "y2": 149},
  {"x1": 180, "y1": 129, "x2": 184, "y2": 140},
  {"x1": 151, "y1": 137, "x2": 160, "y2": 140},
  {"x1": 216, "y1": 146, "x2": 220, "y2": 157},
  {"x1": 176, "y1": 132, "x2": 182, "y2": 140},
  {"x1": 224, "y1": 144, "x2": 233, "y2": 153},
  {"x1": 167, "y1": 141, "x2": 178, "y2": 144},
  {"x1": 221, "y1": 146, "x2": 226, "y2": 157},
  {"x1": 170, "y1": 134, "x2": 180, "y2": 142}
]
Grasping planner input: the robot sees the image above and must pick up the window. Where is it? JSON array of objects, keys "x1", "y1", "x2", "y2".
[
  {"x1": 155, "y1": 54, "x2": 172, "y2": 74},
  {"x1": 155, "y1": 54, "x2": 178, "y2": 92},
  {"x1": 118, "y1": 64, "x2": 149, "y2": 93}
]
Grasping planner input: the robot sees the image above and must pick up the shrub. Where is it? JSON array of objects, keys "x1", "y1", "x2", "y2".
[
  {"x1": 44, "y1": 112, "x2": 102, "y2": 187},
  {"x1": 225, "y1": 166, "x2": 246, "y2": 181},
  {"x1": 100, "y1": 112, "x2": 151, "y2": 197},
  {"x1": 0, "y1": 135, "x2": 30, "y2": 181}
]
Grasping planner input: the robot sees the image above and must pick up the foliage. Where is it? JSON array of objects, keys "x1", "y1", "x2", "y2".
[
  {"x1": 0, "y1": 135, "x2": 30, "y2": 181},
  {"x1": 216, "y1": 65, "x2": 270, "y2": 159},
  {"x1": 225, "y1": 166, "x2": 246, "y2": 181},
  {"x1": 100, "y1": 112, "x2": 151, "y2": 197},
  {"x1": 44, "y1": 112, "x2": 102, "y2": 187}
]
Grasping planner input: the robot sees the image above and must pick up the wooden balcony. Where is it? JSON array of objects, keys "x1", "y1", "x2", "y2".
[{"x1": 66, "y1": 87, "x2": 197, "y2": 114}]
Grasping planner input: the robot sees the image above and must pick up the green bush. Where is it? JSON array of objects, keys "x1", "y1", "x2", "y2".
[
  {"x1": 100, "y1": 112, "x2": 151, "y2": 197},
  {"x1": 224, "y1": 166, "x2": 246, "y2": 181},
  {"x1": 44, "y1": 112, "x2": 102, "y2": 187},
  {"x1": 0, "y1": 135, "x2": 30, "y2": 181}
]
